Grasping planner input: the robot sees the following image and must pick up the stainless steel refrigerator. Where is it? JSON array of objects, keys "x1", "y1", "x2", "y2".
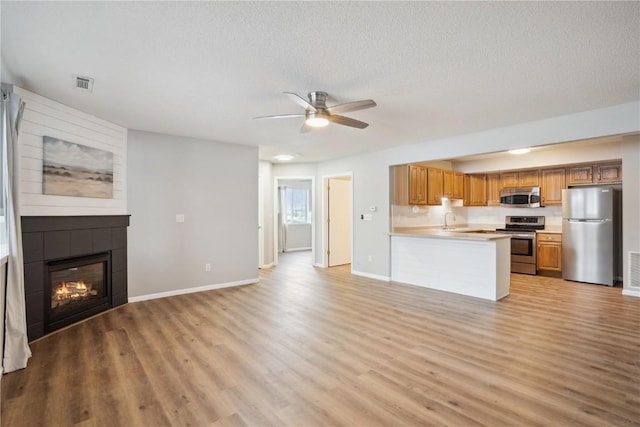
[{"x1": 562, "y1": 187, "x2": 614, "y2": 286}]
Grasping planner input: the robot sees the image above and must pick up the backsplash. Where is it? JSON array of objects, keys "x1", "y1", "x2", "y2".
[
  {"x1": 391, "y1": 204, "x2": 467, "y2": 228},
  {"x1": 467, "y1": 205, "x2": 562, "y2": 226},
  {"x1": 391, "y1": 204, "x2": 562, "y2": 228}
]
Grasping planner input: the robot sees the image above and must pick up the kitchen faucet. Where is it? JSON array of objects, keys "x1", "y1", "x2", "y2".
[{"x1": 443, "y1": 211, "x2": 456, "y2": 229}]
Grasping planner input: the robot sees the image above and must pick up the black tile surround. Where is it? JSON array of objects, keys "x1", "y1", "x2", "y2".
[{"x1": 22, "y1": 215, "x2": 130, "y2": 341}]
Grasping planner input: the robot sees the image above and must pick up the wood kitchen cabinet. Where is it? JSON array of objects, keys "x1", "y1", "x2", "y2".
[
  {"x1": 540, "y1": 168, "x2": 566, "y2": 205},
  {"x1": 453, "y1": 172, "x2": 464, "y2": 200},
  {"x1": 537, "y1": 233, "x2": 562, "y2": 272},
  {"x1": 393, "y1": 164, "x2": 427, "y2": 205},
  {"x1": 566, "y1": 162, "x2": 622, "y2": 186},
  {"x1": 442, "y1": 170, "x2": 465, "y2": 200},
  {"x1": 487, "y1": 173, "x2": 501, "y2": 206},
  {"x1": 442, "y1": 170, "x2": 454, "y2": 199},
  {"x1": 501, "y1": 169, "x2": 540, "y2": 188},
  {"x1": 464, "y1": 174, "x2": 487, "y2": 206},
  {"x1": 427, "y1": 168, "x2": 444, "y2": 205}
]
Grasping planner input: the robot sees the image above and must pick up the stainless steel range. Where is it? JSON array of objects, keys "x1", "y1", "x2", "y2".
[{"x1": 495, "y1": 216, "x2": 545, "y2": 275}]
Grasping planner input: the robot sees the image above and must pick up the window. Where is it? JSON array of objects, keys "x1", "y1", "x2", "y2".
[{"x1": 285, "y1": 187, "x2": 311, "y2": 224}]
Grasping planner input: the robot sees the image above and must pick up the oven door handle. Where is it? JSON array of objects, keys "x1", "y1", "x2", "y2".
[{"x1": 510, "y1": 233, "x2": 535, "y2": 239}]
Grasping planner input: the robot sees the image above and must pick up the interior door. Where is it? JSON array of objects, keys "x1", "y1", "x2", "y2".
[{"x1": 328, "y1": 178, "x2": 352, "y2": 267}]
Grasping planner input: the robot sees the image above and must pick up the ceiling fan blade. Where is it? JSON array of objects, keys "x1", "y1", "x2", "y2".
[
  {"x1": 326, "y1": 99, "x2": 376, "y2": 115},
  {"x1": 253, "y1": 113, "x2": 305, "y2": 120},
  {"x1": 284, "y1": 92, "x2": 317, "y2": 112},
  {"x1": 328, "y1": 114, "x2": 369, "y2": 129}
]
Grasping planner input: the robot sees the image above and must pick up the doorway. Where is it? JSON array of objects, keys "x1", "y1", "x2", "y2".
[
  {"x1": 273, "y1": 176, "x2": 315, "y2": 266},
  {"x1": 323, "y1": 173, "x2": 353, "y2": 268}
]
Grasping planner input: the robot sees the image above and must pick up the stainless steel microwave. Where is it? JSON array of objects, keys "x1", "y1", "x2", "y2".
[{"x1": 499, "y1": 187, "x2": 541, "y2": 208}]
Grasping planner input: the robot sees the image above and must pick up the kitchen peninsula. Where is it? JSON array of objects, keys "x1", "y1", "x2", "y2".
[{"x1": 388, "y1": 227, "x2": 511, "y2": 301}]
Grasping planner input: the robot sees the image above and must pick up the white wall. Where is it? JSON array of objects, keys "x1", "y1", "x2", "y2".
[
  {"x1": 127, "y1": 130, "x2": 258, "y2": 300},
  {"x1": 314, "y1": 102, "x2": 640, "y2": 283},
  {"x1": 14, "y1": 86, "x2": 127, "y2": 216}
]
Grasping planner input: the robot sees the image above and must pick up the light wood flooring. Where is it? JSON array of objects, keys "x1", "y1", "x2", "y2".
[{"x1": 2, "y1": 251, "x2": 640, "y2": 426}]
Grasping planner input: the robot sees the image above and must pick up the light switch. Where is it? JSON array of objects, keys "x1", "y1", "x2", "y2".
[{"x1": 176, "y1": 214, "x2": 185, "y2": 223}]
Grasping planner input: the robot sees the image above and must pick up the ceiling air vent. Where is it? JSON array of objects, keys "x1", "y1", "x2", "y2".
[{"x1": 72, "y1": 74, "x2": 94, "y2": 92}]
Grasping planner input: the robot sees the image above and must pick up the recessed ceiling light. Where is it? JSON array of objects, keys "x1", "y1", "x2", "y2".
[
  {"x1": 508, "y1": 148, "x2": 531, "y2": 155},
  {"x1": 274, "y1": 154, "x2": 295, "y2": 161}
]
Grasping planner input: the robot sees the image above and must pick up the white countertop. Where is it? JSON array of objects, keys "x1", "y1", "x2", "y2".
[
  {"x1": 538, "y1": 225, "x2": 562, "y2": 234},
  {"x1": 388, "y1": 225, "x2": 510, "y2": 241}
]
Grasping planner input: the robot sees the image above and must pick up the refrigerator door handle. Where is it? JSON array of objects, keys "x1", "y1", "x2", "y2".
[{"x1": 567, "y1": 219, "x2": 609, "y2": 223}]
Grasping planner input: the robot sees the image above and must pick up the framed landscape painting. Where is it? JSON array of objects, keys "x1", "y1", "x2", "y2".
[{"x1": 42, "y1": 136, "x2": 114, "y2": 198}]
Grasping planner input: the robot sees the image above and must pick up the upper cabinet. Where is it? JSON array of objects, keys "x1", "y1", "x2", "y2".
[
  {"x1": 393, "y1": 164, "x2": 427, "y2": 205},
  {"x1": 393, "y1": 160, "x2": 621, "y2": 208},
  {"x1": 442, "y1": 170, "x2": 454, "y2": 199},
  {"x1": 443, "y1": 171, "x2": 464, "y2": 200},
  {"x1": 500, "y1": 169, "x2": 540, "y2": 188},
  {"x1": 427, "y1": 168, "x2": 443, "y2": 205},
  {"x1": 464, "y1": 174, "x2": 487, "y2": 206},
  {"x1": 487, "y1": 173, "x2": 501, "y2": 206},
  {"x1": 540, "y1": 168, "x2": 566, "y2": 205},
  {"x1": 566, "y1": 162, "x2": 622, "y2": 186},
  {"x1": 453, "y1": 172, "x2": 464, "y2": 200}
]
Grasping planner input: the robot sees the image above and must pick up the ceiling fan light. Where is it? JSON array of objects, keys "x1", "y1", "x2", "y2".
[
  {"x1": 306, "y1": 116, "x2": 329, "y2": 127},
  {"x1": 305, "y1": 110, "x2": 329, "y2": 128}
]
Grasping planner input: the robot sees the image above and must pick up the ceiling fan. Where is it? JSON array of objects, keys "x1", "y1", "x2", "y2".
[{"x1": 254, "y1": 91, "x2": 377, "y2": 132}]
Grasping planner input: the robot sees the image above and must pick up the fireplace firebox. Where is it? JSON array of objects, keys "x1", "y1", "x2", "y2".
[{"x1": 46, "y1": 253, "x2": 111, "y2": 333}]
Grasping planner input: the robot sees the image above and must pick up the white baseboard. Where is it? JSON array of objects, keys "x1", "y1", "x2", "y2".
[
  {"x1": 622, "y1": 288, "x2": 640, "y2": 297},
  {"x1": 313, "y1": 262, "x2": 326, "y2": 268},
  {"x1": 128, "y1": 278, "x2": 259, "y2": 303},
  {"x1": 351, "y1": 270, "x2": 391, "y2": 282},
  {"x1": 259, "y1": 262, "x2": 274, "y2": 269},
  {"x1": 284, "y1": 247, "x2": 312, "y2": 252}
]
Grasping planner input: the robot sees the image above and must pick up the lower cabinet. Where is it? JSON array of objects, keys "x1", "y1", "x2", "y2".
[{"x1": 537, "y1": 233, "x2": 562, "y2": 272}]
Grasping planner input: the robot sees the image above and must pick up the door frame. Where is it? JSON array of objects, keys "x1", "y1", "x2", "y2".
[
  {"x1": 272, "y1": 175, "x2": 315, "y2": 266},
  {"x1": 258, "y1": 174, "x2": 264, "y2": 268},
  {"x1": 321, "y1": 172, "x2": 353, "y2": 269}
]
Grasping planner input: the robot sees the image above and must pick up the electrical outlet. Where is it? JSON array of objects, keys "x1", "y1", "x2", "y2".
[
  {"x1": 176, "y1": 214, "x2": 185, "y2": 223},
  {"x1": 205, "y1": 263, "x2": 211, "y2": 272}
]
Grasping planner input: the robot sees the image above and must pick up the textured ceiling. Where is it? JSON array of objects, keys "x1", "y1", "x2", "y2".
[{"x1": 1, "y1": 2, "x2": 639, "y2": 163}]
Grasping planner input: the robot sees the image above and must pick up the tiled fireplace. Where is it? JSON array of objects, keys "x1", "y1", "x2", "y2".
[{"x1": 22, "y1": 215, "x2": 130, "y2": 341}]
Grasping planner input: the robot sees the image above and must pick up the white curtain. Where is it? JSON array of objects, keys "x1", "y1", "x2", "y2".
[
  {"x1": 2, "y1": 88, "x2": 31, "y2": 373},
  {"x1": 278, "y1": 186, "x2": 288, "y2": 253}
]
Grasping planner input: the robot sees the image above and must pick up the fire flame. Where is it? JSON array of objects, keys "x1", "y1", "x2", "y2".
[{"x1": 52, "y1": 280, "x2": 93, "y2": 304}]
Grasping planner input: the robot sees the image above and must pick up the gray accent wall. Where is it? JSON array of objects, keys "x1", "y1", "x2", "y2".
[{"x1": 127, "y1": 130, "x2": 258, "y2": 299}]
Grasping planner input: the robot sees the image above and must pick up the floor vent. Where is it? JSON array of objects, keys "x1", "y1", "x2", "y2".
[
  {"x1": 72, "y1": 74, "x2": 94, "y2": 92},
  {"x1": 629, "y1": 251, "x2": 640, "y2": 289}
]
